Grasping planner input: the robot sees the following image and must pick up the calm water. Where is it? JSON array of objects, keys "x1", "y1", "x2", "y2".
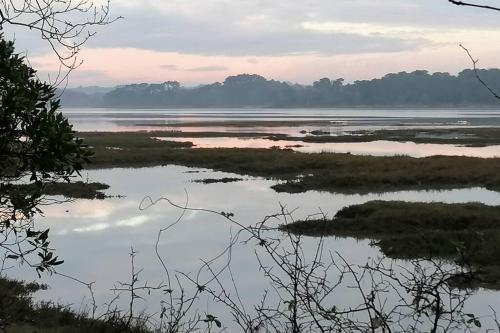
[
  {"x1": 7, "y1": 166, "x2": 500, "y2": 331},
  {"x1": 7, "y1": 108, "x2": 500, "y2": 331},
  {"x1": 66, "y1": 107, "x2": 500, "y2": 157},
  {"x1": 63, "y1": 107, "x2": 500, "y2": 132},
  {"x1": 159, "y1": 137, "x2": 500, "y2": 157}
]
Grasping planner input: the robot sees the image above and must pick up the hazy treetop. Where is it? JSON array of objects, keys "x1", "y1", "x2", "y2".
[{"x1": 61, "y1": 69, "x2": 500, "y2": 108}]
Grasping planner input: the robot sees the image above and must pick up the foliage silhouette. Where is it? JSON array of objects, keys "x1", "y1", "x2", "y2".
[{"x1": 0, "y1": 35, "x2": 91, "y2": 274}]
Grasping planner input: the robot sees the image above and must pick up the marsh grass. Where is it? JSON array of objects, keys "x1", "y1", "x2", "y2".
[
  {"x1": 79, "y1": 131, "x2": 500, "y2": 193},
  {"x1": 80, "y1": 131, "x2": 194, "y2": 149}
]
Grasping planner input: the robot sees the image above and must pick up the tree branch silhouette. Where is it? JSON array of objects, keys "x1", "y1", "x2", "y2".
[
  {"x1": 0, "y1": 0, "x2": 120, "y2": 67},
  {"x1": 460, "y1": 43, "x2": 500, "y2": 100},
  {"x1": 448, "y1": 0, "x2": 500, "y2": 11}
]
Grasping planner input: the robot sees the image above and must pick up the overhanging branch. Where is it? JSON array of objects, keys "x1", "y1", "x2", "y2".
[
  {"x1": 460, "y1": 43, "x2": 500, "y2": 100},
  {"x1": 448, "y1": 0, "x2": 500, "y2": 11}
]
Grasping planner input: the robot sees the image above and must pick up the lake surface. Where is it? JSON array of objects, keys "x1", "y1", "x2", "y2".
[
  {"x1": 7, "y1": 166, "x2": 500, "y2": 331},
  {"x1": 7, "y1": 108, "x2": 500, "y2": 331},
  {"x1": 63, "y1": 107, "x2": 500, "y2": 133}
]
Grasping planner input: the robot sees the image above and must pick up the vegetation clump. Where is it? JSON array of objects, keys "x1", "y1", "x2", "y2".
[
  {"x1": 0, "y1": 34, "x2": 94, "y2": 273},
  {"x1": 193, "y1": 177, "x2": 244, "y2": 184},
  {"x1": 0, "y1": 277, "x2": 151, "y2": 333},
  {"x1": 36, "y1": 181, "x2": 110, "y2": 200}
]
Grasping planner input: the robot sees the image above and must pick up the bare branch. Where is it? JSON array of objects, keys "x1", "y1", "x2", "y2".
[
  {"x1": 448, "y1": 0, "x2": 500, "y2": 11},
  {"x1": 460, "y1": 43, "x2": 500, "y2": 100},
  {"x1": 0, "y1": 0, "x2": 121, "y2": 72}
]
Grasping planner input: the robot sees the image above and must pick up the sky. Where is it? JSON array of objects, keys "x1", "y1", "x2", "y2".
[{"x1": 5, "y1": 0, "x2": 500, "y2": 87}]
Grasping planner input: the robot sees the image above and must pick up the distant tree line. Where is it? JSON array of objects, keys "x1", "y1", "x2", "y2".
[{"x1": 62, "y1": 69, "x2": 500, "y2": 108}]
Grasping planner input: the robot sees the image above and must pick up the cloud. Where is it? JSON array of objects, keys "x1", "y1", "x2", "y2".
[
  {"x1": 6, "y1": 0, "x2": 500, "y2": 59},
  {"x1": 185, "y1": 65, "x2": 228, "y2": 72},
  {"x1": 37, "y1": 69, "x2": 113, "y2": 86},
  {"x1": 70, "y1": 216, "x2": 149, "y2": 233},
  {"x1": 82, "y1": 3, "x2": 431, "y2": 57},
  {"x1": 160, "y1": 64, "x2": 227, "y2": 72},
  {"x1": 115, "y1": 215, "x2": 149, "y2": 227},
  {"x1": 160, "y1": 64, "x2": 179, "y2": 70},
  {"x1": 74, "y1": 223, "x2": 110, "y2": 233}
]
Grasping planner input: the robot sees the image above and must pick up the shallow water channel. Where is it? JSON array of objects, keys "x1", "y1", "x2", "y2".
[{"x1": 160, "y1": 136, "x2": 500, "y2": 157}]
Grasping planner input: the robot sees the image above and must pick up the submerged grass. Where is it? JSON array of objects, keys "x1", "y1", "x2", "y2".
[
  {"x1": 78, "y1": 131, "x2": 500, "y2": 193},
  {"x1": 283, "y1": 200, "x2": 500, "y2": 289}
]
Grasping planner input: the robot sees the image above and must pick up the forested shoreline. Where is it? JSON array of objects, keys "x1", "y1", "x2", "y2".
[{"x1": 62, "y1": 69, "x2": 500, "y2": 108}]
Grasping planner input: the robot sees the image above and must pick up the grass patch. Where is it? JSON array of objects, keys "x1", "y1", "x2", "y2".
[
  {"x1": 283, "y1": 201, "x2": 500, "y2": 236},
  {"x1": 41, "y1": 182, "x2": 110, "y2": 199},
  {"x1": 282, "y1": 200, "x2": 500, "y2": 289},
  {"x1": 78, "y1": 131, "x2": 500, "y2": 194},
  {"x1": 0, "y1": 277, "x2": 151, "y2": 333},
  {"x1": 80, "y1": 131, "x2": 194, "y2": 149}
]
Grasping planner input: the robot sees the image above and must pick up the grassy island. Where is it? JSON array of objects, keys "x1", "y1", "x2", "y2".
[{"x1": 282, "y1": 200, "x2": 500, "y2": 289}]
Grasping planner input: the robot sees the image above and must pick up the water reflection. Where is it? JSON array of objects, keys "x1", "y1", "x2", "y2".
[
  {"x1": 5, "y1": 166, "x2": 500, "y2": 330},
  {"x1": 160, "y1": 136, "x2": 500, "y2": 158}
]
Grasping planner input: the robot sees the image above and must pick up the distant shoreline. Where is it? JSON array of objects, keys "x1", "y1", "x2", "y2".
[{"x1": 61, "y1": 71, "x2": 500, "y2": 109}]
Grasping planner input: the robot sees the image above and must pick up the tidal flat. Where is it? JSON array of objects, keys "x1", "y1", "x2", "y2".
[{"x1": 79, "y1": 131, "x2": 500, "y2": 194}]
